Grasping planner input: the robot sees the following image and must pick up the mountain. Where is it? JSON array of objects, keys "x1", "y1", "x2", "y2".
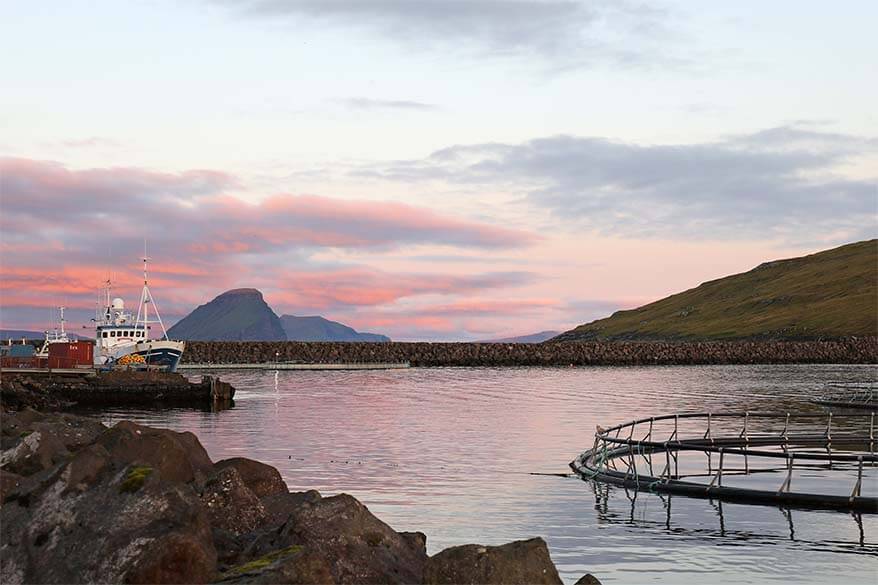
[
  {"x1": 167, "y1": 289, "x2": 286, "y2": 341},
  {"x1": 553, "y1": 239, "x2": 878, "y2": 342},
  {"x1": 479, "y1": 330, "x2": 561, "y2": 343},
  {"x1": 0, "y1": 330, "x2": 88, "y2": 341},
  {"x1": 280, "y1": 315, "x2": 390, "y2": 342}
]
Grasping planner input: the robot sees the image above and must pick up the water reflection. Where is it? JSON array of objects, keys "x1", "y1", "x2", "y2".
[
  {"x1": 587, "y1": 479, "x2": 873, "y2": 551},
  {"x1": 90, "y1": 364, "x2": 878, "y2": 584}
]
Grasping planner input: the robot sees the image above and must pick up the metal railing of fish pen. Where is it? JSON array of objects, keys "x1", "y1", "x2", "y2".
[{"x1": 570, "y1": 411, "x2": 878, "y2": 512}]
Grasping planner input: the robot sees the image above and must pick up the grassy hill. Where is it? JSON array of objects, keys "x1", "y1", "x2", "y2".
[{"x1": 554, "y1": 239, "x2": 877, "y2": 342}]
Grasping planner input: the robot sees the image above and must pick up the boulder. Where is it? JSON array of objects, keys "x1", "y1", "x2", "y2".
[
  {"x1": 218, "y1": 545, "x2": 334, "y2": 584},
  {"x1": 424, "y1": 538, "x2": 562, "y2": 585},
  {"x1": 0, "y1": 429, "x2": 70, "y2": 476},
  {"x1": 247, "y1": 493, "x2": 427, "y2": 584},
  {"x1": 0, "y1": 460, "x2": 216, "y2": 584},
  {"x1": 95, "y1": 421, "x2": 213, "y2": 484},
  {"x1": 215, "y1": 457, "x2": 288, "y2": 498},
  {"x1": 0, "y1": 410, "x2": 107, "y2": 476},
  {"x1": 260, "y1": 489, "x2": 322, "y2": 526},
  {"x1": 200, "y1": 466, "x2": 267, "y2": 535},
  {"x1": 574, "y1": 574, "x2": 603, "y2": 585}
]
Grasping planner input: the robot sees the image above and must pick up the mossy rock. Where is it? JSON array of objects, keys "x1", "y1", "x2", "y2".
[
  {"x1": 221, "y1": 546, "x2": 303, "y2": 578},
  {"x1": 119, "y1": 466, "x2": 153, "y2": 493}
]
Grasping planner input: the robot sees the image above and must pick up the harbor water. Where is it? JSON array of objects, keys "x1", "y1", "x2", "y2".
[{"x1": 89, "y1": 364, "x2": 878, "y2": 584}]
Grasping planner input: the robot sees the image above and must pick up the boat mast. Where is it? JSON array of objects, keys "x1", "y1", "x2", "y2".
[{"x1": 135, "y1": 244, "x2": 169, "y2": 341}]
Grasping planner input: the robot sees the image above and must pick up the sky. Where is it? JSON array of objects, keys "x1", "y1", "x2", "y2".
[{"x1": 1, "y1": 0, "x2": 876, "y2": 340}]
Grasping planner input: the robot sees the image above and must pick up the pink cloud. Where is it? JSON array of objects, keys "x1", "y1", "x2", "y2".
[
  {"x1": 269, "y1": 268, "x2": 531, "y2": 310},
  {"x1": 0, "y1": 158, "x2": 540, "y2": 334}
]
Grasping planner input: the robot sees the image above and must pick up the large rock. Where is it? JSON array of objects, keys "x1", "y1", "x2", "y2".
[
  {"x1": 260, "y1": 489, "x2": 322, "y2": 527},
  {"x1": 215, "y1": 457, "x2": 288, "y2": 498},
  {"x1": 247, "y1": 493, "x2": 427, "y2": 584},
  {"x1": 424, "y1": 538, "x2": 562, "y2": 585},
  {"x1": 95, "y1": 421, "x2": 213, "y2": 484},
  {"x1": 0, "y1": 459, "x2": 216, "y2": 584},
  {"x1": 0, "y1": 409, "x2": 106, "y2": 475},
  {"x1": 200, "y1": 466, "x2": 267, "y2": 535},
  {"x1": 219, "y1": 545, "x2": 334, "y2": 584}
]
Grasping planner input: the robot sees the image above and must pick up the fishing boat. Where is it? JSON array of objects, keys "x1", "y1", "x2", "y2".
[
  {"x1": 35, "y1": 306, "x2": 71, "y2": 358},
  {"x1": 94, "y1": 256, "x2": 184, "y2": 372}
]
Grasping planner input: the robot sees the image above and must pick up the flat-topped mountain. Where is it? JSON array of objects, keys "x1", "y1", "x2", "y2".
[
  {"x1": 167, "y1": 288, "x2": 286, "y2": 341},
  {"x1": 554, "y1": 239, "x2": 878, "y2": 342},
  {"x1": 280, "y1": 315, "x2": 390, "y2": 342}
]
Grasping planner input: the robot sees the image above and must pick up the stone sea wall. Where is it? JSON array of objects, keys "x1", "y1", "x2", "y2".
[{"x1": 182, "y1": 338, "x2": 878, "y2": 366}]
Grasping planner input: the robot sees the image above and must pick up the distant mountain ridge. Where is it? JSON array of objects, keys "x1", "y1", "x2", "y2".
[
  {"x1": 478, "y1": 330, "x2": 561, "y2": 343},
  {"x1": 0, "y1": 330, "x2": 88, "y2": 341},
  {"x1": 167, "y1": 288, "x2": 286, "y2": 341},
  {"x1": 554, "y1": 239, "x2": 878, "y2": 342},
  {"x1": 280, "y1": 315, "x2": 390, "y2": 342},
  {"x1": 167, "y1": 289, "x2": 391, "y2": 342}
]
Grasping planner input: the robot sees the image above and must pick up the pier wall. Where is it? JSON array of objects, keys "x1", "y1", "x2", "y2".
[{"x1": 182, "y1": 338, "x2": 878, "y2": 367}]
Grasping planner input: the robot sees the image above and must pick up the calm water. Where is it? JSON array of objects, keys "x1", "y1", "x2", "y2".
[{"x1": 91, "y1": 365, "x2": 877, "y2": 584}]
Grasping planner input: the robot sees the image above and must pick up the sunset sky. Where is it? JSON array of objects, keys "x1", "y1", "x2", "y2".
[{"x1": 1, "y1": 1, "x2": 876, "y2": 340}]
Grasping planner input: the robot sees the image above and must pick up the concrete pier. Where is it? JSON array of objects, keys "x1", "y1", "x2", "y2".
[{"x1": 178, "y1": 362, "x2": 410, "y2": 371}]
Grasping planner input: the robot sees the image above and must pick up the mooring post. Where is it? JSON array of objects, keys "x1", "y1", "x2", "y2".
[
  {"x1": 708, "y1": 448, "x2": 724, "y2": 491},
  {"x1": 740, "y1": 411, "x2": 750, "y2": 443},
  {"x1": 662, "y1": 442, "x2": 671, "y2": 483},
  {"x1": 850, "y1": 456, "x2": 864, "y2": 502},
  {"x1": 779, "y1": 453, "x2": 793, "y2": 494},
  {"x1": 870, "y1": 412, "x2": 874, "y2": 454}
]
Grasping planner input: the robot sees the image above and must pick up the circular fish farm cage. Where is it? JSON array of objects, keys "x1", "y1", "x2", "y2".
[{"x1": 570, "y1": 412, "x2": 878, "y2": 512}]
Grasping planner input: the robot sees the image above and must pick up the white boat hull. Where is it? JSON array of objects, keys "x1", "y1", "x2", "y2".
[{"x1": 96, "y1": 340, "x2": 185, "y2": 372}]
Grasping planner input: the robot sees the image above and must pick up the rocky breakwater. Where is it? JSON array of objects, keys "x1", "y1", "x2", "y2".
[
  {"x1": 183, "y1": 338, "x2": 878, "y2": 367},
  {"x1": 1, "y1": 371, "x2": 234, "y2": 411},
  {"x1": 0, "y1": 409, "x2": 601, "y2": 584}
]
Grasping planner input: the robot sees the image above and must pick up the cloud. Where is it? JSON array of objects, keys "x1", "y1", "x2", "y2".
[
  {"x1": 56, "y1": 137, "x2": 121, "y2": 149},
  {"x1": 0, "y1": 157, "x2": 537, "y2": 252},
  {"x1": 360, "y1": 125, "x2": 878, "y2": 242},
  {"x1": 328, "y1": 296, "x2": 564, "y2": 341},
  {"x1": 0, "y1": 157, "x2": 538, "y2": 331},
  {"x1": 336, "y1": 97, "x2": 438, "y2": 111},
  {"x1": 220, "y1": 0, "x2": 678, "y2": 71},
  {"x1": 270, "y1": 268, "x2": 533, "y2": 311}
]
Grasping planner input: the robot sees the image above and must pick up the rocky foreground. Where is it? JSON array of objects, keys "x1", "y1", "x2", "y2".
[{"x1": 0, "y1": 408, "x2": 599, "y2": 584}]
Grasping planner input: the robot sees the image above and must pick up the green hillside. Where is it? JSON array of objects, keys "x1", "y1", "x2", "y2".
[{"x1": 554, "y1": 239, "x2": 878, "y2": 342}]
